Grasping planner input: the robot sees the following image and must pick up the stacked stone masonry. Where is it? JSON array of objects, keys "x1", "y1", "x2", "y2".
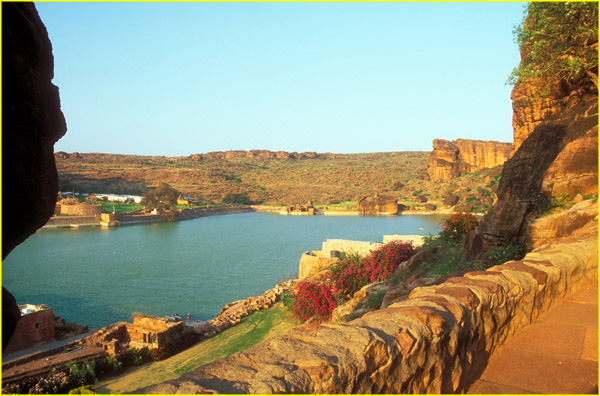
[{"x1": 140, "y1": 229, "x2": 597, "y2": 394}]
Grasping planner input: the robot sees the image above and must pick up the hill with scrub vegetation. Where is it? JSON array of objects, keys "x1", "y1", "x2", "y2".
[{"x1": 55, "y1": 149, "x2": 505, "y2": 213}]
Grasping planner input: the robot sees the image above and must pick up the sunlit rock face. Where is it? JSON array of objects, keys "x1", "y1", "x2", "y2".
[
  {"x1": 427, "y1": 139, "x2": 512, "y2": 181},
  {"x1": 2, "y1": 2, "x2": 67, "y2": 349},
  {"x1": 357, "y1": 193, "x2": 398, "y2": 215}
]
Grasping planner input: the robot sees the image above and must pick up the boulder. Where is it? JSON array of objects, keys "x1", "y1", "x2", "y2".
[
  {"x1": 357, "y1": 193, "x2": 398, "y2": 215},
  {"x1": 415, "y1": 195, "x2": 428, "y2": 203},
  {"x1": 526, "y1": 199, "x2": 598, "y2": 249},
  {"x1": 380, "y1": 286, "x2": 409, "y2": 308},
  {"x1": 443, "y1": 194, "x2": 459, "y2": 207},
  {"x1": 423, "y1": 203, "x2": 437, "y2": 211},
  {"x1": 453, "y1": 203, "x2": 474, "y2": 213}
]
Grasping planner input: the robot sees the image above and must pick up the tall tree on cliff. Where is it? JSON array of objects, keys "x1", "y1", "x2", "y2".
[{"x1": 508, "y1": 2, "x2": 598, "y2": 89}]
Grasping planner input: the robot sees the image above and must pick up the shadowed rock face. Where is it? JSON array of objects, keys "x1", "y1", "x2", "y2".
[
  {"x1": 466, "y1": 93, "x2": 598, "y2": 259},
  {"x1": 2, "y1": 2, "x2": 67, "y2": 349}
]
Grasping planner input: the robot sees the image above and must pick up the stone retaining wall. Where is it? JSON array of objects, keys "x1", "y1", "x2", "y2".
[
  {"x1": 139, "y1": 230, "x2": 597, "y2": 394},
  {"x1": 321, "y1": 239, "x2": 383, "y2": 258},
  {"x1": 45, "y1": 215, "x2": 100, "y2": 226}
]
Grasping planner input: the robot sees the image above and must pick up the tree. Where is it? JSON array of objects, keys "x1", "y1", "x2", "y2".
[
  {"x1": 142, "y1": 183, "x2": 179, "y2": 210},
  {"x1": 221, "y1": 192, "x2": 252, "y2": 205},
  {"x1": 508, "y1": 2, "x2": 598, "y2": 88}
]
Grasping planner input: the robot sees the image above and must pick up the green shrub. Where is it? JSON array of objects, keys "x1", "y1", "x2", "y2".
[
  {"x1": 221, "y1": 193, "x2": 252, "y2": 205},
  {"x1": 105, "y1": 353, "x2": 123, "y2": 374},
  {"x1": 486, "y1": 240, "x2": 526, "y2": 267},
  {"x1": 68, "y1": 385, "x2": 96, "y2": 394},
  {"x1": 66, "y1": 360, "x2": 96, "y2": 387},
  {"x1": 365, "y1": 290, "x2": 386, "y2": 309},
  {"x1": 530, "y1": 192, "x2": 568, "y2": 214},
  {"x1": 281, "y1": 291, "x2": 294, "y2": 310}
]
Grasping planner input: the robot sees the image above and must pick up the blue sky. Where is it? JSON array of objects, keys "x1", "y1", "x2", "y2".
[{"x1": 36, "y1": 2, "x2": 526, "y2": 156}]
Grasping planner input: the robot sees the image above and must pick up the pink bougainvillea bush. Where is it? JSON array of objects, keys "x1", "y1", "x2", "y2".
[
  {"x1": 330, "y1": 254, "x2": 369, "y2": 300},
  {"x1": 439, "y1": 213, "x2": 479, "y2": 240},
  {"x1": 291, "y1": 240, "x2": 416, "y2": 324},
  {"x1": 291, "y1": 280, "x2": 338, "y2": 323},
  {"x1": 363, "y1": 240, "x2": 416, "y2": 283}
]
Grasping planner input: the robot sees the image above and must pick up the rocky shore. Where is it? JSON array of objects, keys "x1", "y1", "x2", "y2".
[
  {"x1": 191, "y1": 280, "x2": 297, "y2": 338},
  {"x1": 42, "y1": 205, "x2": 255, "y2": 228}
]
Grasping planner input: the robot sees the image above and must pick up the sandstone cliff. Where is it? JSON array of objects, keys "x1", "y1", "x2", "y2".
[
  {"x1": 465, "y1": 14, "x2": 598, "y2": 260},
  {"x1": 467, "y1": 93, "x2": 598, "y2": 259},
  {"x1": 189, "y1": 150, "x2": 337, "y2": 161},
  {"x1": 427, "y1": 139, "x2": 512, "y2": 181},
  {"x1": 2, "y1": 2, "x2": 67, "y2": 349}
]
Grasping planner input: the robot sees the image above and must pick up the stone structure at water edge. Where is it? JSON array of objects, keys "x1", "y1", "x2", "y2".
[
  {"x1": 286, "y1": 200, "x2": 316, "y2": 215},
  {"x1": 299, "y1": 235, "x2": 425, "y2": 280},
  {"x1": 85, "y1": 314, "x2": 185, "y2": 354},
  {"x1": 55, "y1": 198, "x2": 103, "y2": 216},
  {"x1": 427, "y1": 139, "x2": 512, "y2": 181}
]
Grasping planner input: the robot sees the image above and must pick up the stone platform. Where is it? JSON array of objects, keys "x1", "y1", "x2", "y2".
[{"x1": 468, "y1": 285, "x2": 598, "y2": 394}]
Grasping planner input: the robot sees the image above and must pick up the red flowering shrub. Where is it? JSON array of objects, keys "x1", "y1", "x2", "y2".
[
  {"x1": 363, "y1": 240, "x2": 416, "y2": 283},
  {"x1": 330, "y1": 256, "x2": 369, "y2": 300},
  {"x1": 440, "y1": 213, "x2": 479, "y2": 240},
  {"x1": 291, "y1": 280, "x2": 337, "y2": 323}
]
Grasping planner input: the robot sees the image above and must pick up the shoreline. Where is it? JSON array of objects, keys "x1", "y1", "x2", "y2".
[{"x1": 42, "y1": 205, "x2": 456, "y2": 230}]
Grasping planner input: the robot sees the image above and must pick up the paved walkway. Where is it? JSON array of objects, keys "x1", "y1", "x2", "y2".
[
  {"x1": 2, "y1": 331, "x2": 93, "y2": 365},
  {"x1": 468, "y1": 285, "x2": 598, "y2": 394}
]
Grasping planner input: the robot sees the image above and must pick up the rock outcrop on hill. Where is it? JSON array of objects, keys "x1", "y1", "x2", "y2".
[
  {"x1": 357, "y1": 193, "x2": 398, "y2": 215},
  {"x1": 466, "y1": 93, "x2": 598, "y2": 260},
  {"x1": 189, "y1": 150, "x2": 337, "y2": 161},
  {"x1": 464, "y1": 16, "x2": 598, "y2": 261},
  {"x1": 427, "y1": 139, "x2": 512, "y2": 181},
  {"x1": 2, "y1": 2, "x2": 67, "y2": 349}
]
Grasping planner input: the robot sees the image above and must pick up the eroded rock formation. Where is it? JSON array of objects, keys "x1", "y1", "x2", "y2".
[
  {"x1": 189, "y1": 150, "x2": 337, "y2": 161},
  {"x1": 466, "y1": 93, "x2": 598, "y2": 259},
  {"x1": 357, "y1": 193, "x2": 398, "y2": 215},
  {"x1": 427, "y1": 139, "x2": 512, "y2": 181},
  {"x1": 464, "y1": 16, "x2": 598, "y2": 260},
  {"x1": 2, "y1": 2, "x2": 67, "y2": 349}
]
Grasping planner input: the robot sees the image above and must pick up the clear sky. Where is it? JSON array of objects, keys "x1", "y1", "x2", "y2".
[{"x1": 36, "y1": 1, "x2": 526, "y2": 156}]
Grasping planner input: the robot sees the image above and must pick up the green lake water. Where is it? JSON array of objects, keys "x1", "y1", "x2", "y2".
[{"x1": 2, "y1": 212, "x2": 447, "y2": 329}]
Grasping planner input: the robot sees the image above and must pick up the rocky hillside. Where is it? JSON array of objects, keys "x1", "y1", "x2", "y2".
[
  {"x1": 188, "y1": 150, "x2": 337, "y2": 160},
  {"x1": 55, "y1": 149, "x2": 508, "y2": 212},
  {"x1": 427, "y1": 139, "x2": 512, "y2": 181}
]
